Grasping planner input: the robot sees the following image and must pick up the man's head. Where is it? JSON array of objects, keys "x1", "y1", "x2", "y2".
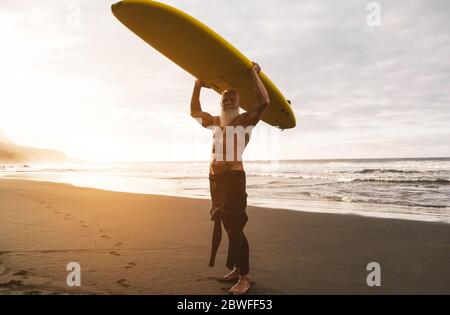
[{"x1": 220, "y1": 89, "x2": 240, "y2": 126}]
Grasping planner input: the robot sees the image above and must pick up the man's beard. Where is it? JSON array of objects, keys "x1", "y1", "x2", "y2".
[{"x1": 220, "y1": 107, "x2": 240, "y2": 126}]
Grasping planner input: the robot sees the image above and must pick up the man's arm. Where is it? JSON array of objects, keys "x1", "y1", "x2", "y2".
[
  {"x1": 190, "y1": 79, "x2": 214, "y2": 128},
  {"x1": 239, "y1": 62, "x2": 270, "y2": 126}
]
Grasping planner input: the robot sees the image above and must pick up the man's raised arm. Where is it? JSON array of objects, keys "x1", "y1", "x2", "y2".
[
  {"x1": 241, "y1": 62, "x2": 270, "y2": 126},
  {"x1": 190, "y1": 79, "x2": 214, "y2": 128}
]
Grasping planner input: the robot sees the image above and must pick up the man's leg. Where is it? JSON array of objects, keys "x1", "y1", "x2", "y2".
[
  {"x1": 226, "y1": 219, "x2": 251, "y2": 294},
  {"x1": 220, "y1": 218, "x2": 240, "y2": 281},
  {"x1": 236, "y1": 229, "x2": 249, "y2": 276},
  {"x1": 220, "y1": 226, "x2": 249, "y2": 282},
  {"x1": 227, "y1": 223, "x2": 250, "y2": 275},
  {"x1": 226, "y1": 172, "x2": 249, "y2": 273},
  {"x1": 221, "y1": 226, "x2": 249, "y2": 276},
  {"x1": 224, "y1": 171, "x2": 251, "y2": 294}
]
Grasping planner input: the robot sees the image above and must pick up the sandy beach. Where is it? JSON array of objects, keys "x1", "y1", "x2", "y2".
[{"x1": 0, "y1": 178, "x2": 449, "y2": 295}]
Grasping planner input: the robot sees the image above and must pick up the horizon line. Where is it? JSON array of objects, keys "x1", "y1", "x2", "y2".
[{"x1": 64, "y1": 156, "x2": 450, "y2": 164}]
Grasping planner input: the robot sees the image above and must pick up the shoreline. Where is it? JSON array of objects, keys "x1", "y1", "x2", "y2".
[
  {"x1": 1, "y1": 175, "x2": 449, "y2": 225},
  {"x1": 0, "y1": 178, "x2": 449, "y2": 294}
]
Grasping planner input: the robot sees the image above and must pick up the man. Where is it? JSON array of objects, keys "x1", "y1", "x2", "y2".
[{"x1": 190, "y1": 62, "x2": 269, "y2": 295}]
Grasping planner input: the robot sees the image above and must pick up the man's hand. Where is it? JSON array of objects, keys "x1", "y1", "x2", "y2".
[
  {"x1": 195, "y1": 79, "x2": 211, "y2": 89},
  {"x1": 250, "y1": 61, "x2": 261, "y2": 75}
]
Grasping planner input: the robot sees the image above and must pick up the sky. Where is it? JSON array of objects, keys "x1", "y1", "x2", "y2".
[{"x1": 0, "y1": 0, "x2": 449, "y2": 162}]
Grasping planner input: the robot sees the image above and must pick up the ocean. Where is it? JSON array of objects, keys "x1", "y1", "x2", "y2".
[{"x1": 1, "y1": 158, "x2": 449, "y2": 223}]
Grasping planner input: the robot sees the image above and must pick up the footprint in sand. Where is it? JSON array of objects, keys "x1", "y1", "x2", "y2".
[
  {"x1": 125, "y1": 262, "x2": 136, "y2": 269},
  {"x1": 82, "y1": 225, "x2": 90, "y2": 228},
  {"x1": 0, "y1": 280, "x2": 23, "y2": 288},
  {"x1": 13, "y1": 270, "x2": 29, "y2": 277},
  {"x1": 117, "y1": 279, "x2": 130, "y2": 288},
  {"x1": 196, "y1": 276, "x2": 220, "y2": 282},
  {"x1": 115, "y1": 242, "x2": 123, "y2": 247},
  {"x1": 100, "y1": 235, "x2": 111, "y2": 239},
  {"x1": 109, "y1": 251, "x2": 120, "y2": 256}
]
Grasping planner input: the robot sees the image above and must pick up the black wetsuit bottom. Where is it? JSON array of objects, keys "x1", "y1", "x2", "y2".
[{"x1": 209, "y1": 170, "x2": 249, "y2": 276}]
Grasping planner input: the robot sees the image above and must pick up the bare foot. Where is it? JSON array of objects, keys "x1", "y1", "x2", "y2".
[
  {"x1": 220, "y1": 267, "x2": 240, "y2": 282},
  {"x1": 228, "y1": 276, "x2": 252, "y2": 295}
]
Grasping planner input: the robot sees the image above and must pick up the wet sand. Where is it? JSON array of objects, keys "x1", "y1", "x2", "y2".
[{"x1": 0, "y1": 178, "x2": 449, "y2": 294}]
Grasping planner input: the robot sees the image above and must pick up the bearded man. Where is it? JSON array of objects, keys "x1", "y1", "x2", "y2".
[{"x1": 190, "y1": 62, "x2": 269, "y2": 295}]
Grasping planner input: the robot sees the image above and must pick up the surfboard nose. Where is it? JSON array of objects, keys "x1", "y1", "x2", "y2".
[{"x1": 111, "y1": 1, "x2": 124, "y2": 13}]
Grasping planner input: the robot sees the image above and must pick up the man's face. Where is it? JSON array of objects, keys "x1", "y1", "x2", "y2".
[{"x1": 221, "y1": 92, "x2": 239, "y2": 111}]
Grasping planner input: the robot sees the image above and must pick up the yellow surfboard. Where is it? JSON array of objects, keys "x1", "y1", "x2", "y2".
[{"x1": 112, "y1": 0, "x2": 296, "y2": 129}]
